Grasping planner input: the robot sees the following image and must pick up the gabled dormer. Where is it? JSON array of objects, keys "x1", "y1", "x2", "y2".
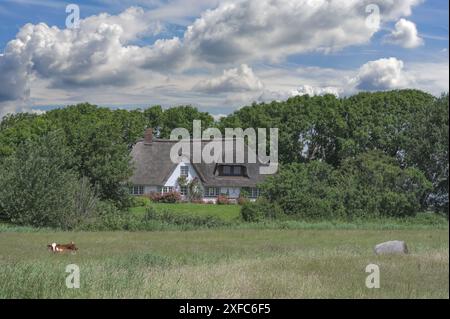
[{"x1": 214, "y1": 164, "x2": 248, "y2": 177}]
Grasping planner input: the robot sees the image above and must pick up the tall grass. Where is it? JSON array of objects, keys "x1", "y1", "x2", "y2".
[
  {"x1": 0, "y1": 211, "x2": 447, "y2": 233},
  {"x1": 0, "y1": 229, "x2": 448, "y2": 298}
]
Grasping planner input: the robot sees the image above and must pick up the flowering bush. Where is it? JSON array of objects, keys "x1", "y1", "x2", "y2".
[
  {"x1": 216, "y1": 195, "x2": 230, "y2": 205},
  {"x1": 148, "y1": 191, "x2": 181, "y2": 203}
]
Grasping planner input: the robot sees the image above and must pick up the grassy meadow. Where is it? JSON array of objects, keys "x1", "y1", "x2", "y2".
[
  {"x1": 130, "y1": 203, "x2": 241, "y2": 222},
  {"x1": 0, "y1": 227, "x2": 448, "y2": 298}
]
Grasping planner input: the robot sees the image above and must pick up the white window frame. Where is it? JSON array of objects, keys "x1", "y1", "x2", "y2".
[
  {"x1": 249, "y1": 188, "x2": 260, "y2": 198},
  {"x1": 205, "y1": 187, "x2": 219, "y2": 197},
  {"x1": 180, "y1": 165, "x2": 189, "y2": 177},
  {"x1": 162, "y1": 186, "x2": 174, "y2": 194},
  {"x1": 180, "y1": 186, "x2": 188, "y2": 196},
  {"x1": 131, "y1": 185, "x2": 144, "y2": 195}
]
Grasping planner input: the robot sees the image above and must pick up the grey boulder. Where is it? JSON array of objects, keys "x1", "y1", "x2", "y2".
[{"x1": 374, "y1": 240, "x2": 408, "y2": 255}]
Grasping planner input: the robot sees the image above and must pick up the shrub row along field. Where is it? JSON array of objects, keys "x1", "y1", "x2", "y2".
[
  {"x1": 130, "y1": 203, "x2": 241, "y2": 222},
  {"x1": 93, "y1": 203, "x2": 448, "y2": 231},
  {"x1": 0, "y1": 228, "x2": 448, "y2": 298}
]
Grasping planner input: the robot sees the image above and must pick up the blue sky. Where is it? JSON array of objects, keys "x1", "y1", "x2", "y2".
[{"x1": 0, "y1": 0, "x2": 448, "y2": 117}]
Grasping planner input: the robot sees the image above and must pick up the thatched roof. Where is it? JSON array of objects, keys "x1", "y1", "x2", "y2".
[{"x1": 129, "y1": 138, "x2": 272, "y2": 188}]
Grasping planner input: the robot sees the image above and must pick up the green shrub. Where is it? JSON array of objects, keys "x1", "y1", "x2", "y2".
[
  {"x1": 0, "y1": 132, "x2": 101, "y2": 229},
  {"x1": 261, "y1": 151, "x2": 432, "y2": 220},
  {"x1": 240, "y1": 198, "x2": 284, "y2": 222},
  {"x1": 337, "y1": 151, "x2": 432, "y2": 218},
  {"x1": 144, "y1": 207, "x2": 228, "y2": 228},
  {"x1": 411, "y1": 212, "x2": 448, "y2": 226},
  {"x1": 131, "y1": 196, "x2": 151, "y2": 207},
  {"x1": 237, "y1": 196, "x2": 249, "y2": 205},
  {"x1": 261, "y1": 161, "x2": 343, "y2": 219},
  {"x1": 77, "y1": 201, "x2": 125, "y2": 230}
]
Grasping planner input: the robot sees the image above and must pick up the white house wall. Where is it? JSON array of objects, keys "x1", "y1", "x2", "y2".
[
  {"x1": 219, "y1": 187, "x2": 240, "y2": 199},
  {"x1": 164, "y1": 160, "x2": 200, "y2": 189},
  {"x1": 140, "y1": 159, "x2": 253, "y2": 201}
]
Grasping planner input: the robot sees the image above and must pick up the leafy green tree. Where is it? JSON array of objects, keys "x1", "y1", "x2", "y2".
[
  {"x1": 158, "y1": 105, "x2": 214, "y2": 138},
  {"x1": 0, "y1": 113, "x2": 56, "y2": 156},
  {"x1": 220, "y1": 89, "x2": 447, "y2": 211},
  {"x1": 42, "y1": 104, "x2": 133, "y2": 207},
  {"x1": 337, "y1": 151, "x2": 432, "y2": 218},
  {"x1": 261, "y1": 151, "x2": 431, "y2": 219},
  {"x1": 261, "y1": 161, "x2": 344, "y2": 219},
  {"x1": 143, "y1": 105, "x2": 164, "y2": 134},
  {"x1": 401, "y1": 93, "x2": 448, "y2": 212},
  {"x1": 0, "y1": 89, "x2": 447, "y2": 215},
  {"x1": 0, "y1": 132, "x2": 98, "y2": 229}
]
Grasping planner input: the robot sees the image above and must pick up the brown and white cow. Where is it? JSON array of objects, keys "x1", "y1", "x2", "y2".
[{"x1": 47, "y1": 241, "x2": 78, "y2": 253}]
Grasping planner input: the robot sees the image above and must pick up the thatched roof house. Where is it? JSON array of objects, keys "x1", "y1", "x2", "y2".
[{"x1": 129, "y1": 128, "x2": 274, "y2": 201}]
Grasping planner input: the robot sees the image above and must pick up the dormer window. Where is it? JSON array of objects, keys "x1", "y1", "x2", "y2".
[
  {"x1": 219, "y1": 165, "x2": 245, "y2": 176},
  {"x1": 223, "y1": 165, "x2": 231, "y2": 175}
]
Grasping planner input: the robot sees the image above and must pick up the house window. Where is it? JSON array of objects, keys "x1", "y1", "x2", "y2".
[
  {"x1": 205, "y1": 187, "x2": 220, "y2": 197},
  {"x1": 180, "y1": 166, "x2": 189, "y2": 177},
  {"x1": 180, "y1": 186, "x2": 187, "y2": 196},
  {"x1": 162, "y1": 186, "x2": 173, "y2": 194},
  {"x1": 223, "y1": 165, "x2": 231, "y2": 175},
  {"x1": 249, "y1": 188, "x2": 260, "y2": 198},
  {"x1": 130, "y1": 185, "x2": 144, "y2": 195},
  {"x1": 219, "y1": 165, "x2": 245, "y2": 176}
]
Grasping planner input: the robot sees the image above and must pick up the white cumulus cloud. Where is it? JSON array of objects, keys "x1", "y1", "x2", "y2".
[
  {"x1": 352, "y1": 57, "x2": 409, "y2": 91},
  {"x1": 384, "y1": 18, "x2": 424, "y2": 48},
  {"x1": 183, "y1": 0, "x2": 421, "y2": 64},
  {"x1": 0, "y1": 0, "x2": 429, "y2": 117},
  {"x1": 0, "y1": 7, "x2": 163, "y2": 96},
  {"x1": 193, "y1": 64, "x2": 264, "y2": 93},
  {"x1": 291, "y1": 85, "x2": 341, "y2": 97}
]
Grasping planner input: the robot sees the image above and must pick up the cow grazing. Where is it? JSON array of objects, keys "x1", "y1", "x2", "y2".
[{"x1": 47, "y1": 241, "x2": 78, "y2": 253}]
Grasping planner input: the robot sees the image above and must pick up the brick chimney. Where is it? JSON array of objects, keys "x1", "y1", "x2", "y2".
[{"x1": 144, "y1": 128, "x2": 153, "y2": 143}]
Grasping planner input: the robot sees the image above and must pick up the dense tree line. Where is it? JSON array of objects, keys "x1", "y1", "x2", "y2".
[
  {"x1": 220, "y1": 90, "x2": 448, "y2": 214},
  {"x1": 0, "y1": 89, "x2": 448, "y2": 227},
  {"x1": 0, "y1": 104, "x2": 213, "y2": 227}
]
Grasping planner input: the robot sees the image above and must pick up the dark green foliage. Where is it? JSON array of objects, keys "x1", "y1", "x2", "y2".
[
  {"x1": 42, "y1": 104, "x2": 133, "y2": 207},
  {"x1": 79, "y1": 206, "x2": 229, "y2": 231},
  {"x1": 261, "y1": 161, "x2": 344, "y2": 219},
  {"x1": 220, "y1": 90, "x2": 448, "y2": 212},
  {"x1": 261, "y1": 151, "x2": 432, "y2": 220},
  {"x1": 337, "y1": 151, "x2": 432, "y2": 217},
  {"x1": 144, "y1": 207, "x2": 228, "y2": 228},
  {"x1": 0, "y1": 132, "x2": 99, "y2": 229},
  {"x1": 0, "y1": 103, "x2": 215, "y2": 209},
  {"x1": 157, "y1": 105, "x2": 214, "y2": 138},
  {"x1": 0, "y1": 89, "x2": 447, "y2": 227},
  {"x1": 402, "y1": 93, "x2": 448, "y2": 212},
  {"x1": 240, "y1": 198, "x2": 284, "y2": 222},
  {"x1": 131, "y1": 196, "x2": 151, "y2": 207}
]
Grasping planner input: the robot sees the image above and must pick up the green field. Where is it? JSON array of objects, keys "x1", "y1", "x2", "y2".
[
  {"x1": 130, "y1": 203, "x2": 241, "y2": 221},
  {"x1": 0, "y1": 228, "x2": 448, "y2": 298}
]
